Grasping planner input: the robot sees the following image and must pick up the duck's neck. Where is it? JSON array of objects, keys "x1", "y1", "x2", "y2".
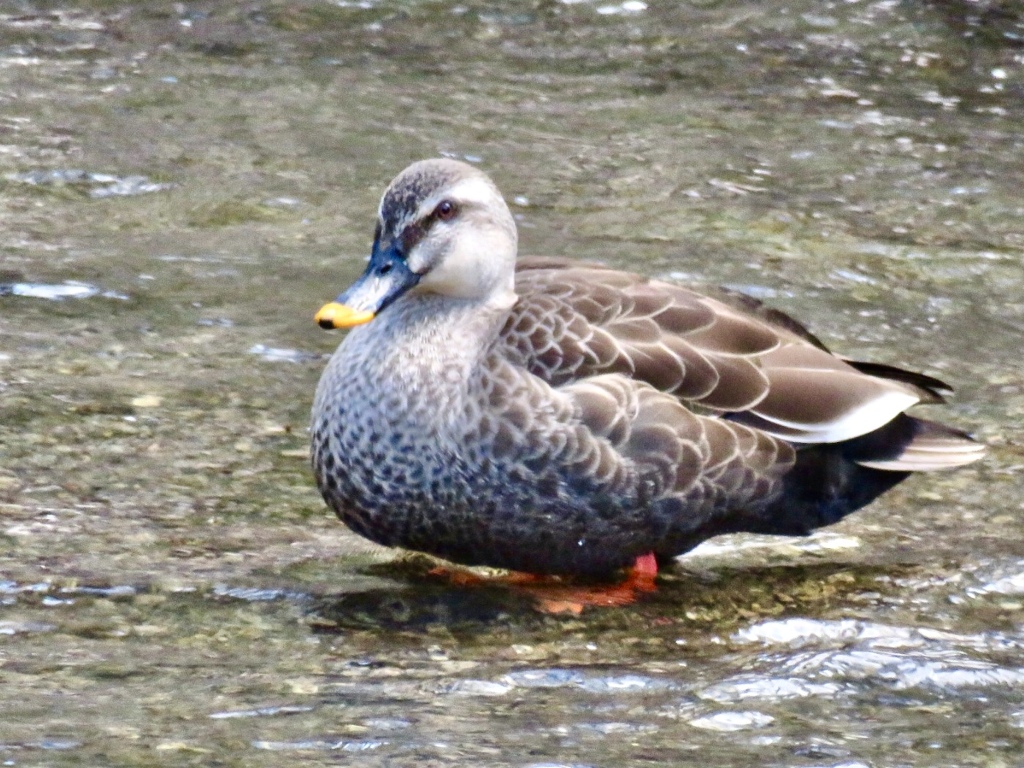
[{"x1": 330, "y1": 292, "x2": 510, "y2": 419}]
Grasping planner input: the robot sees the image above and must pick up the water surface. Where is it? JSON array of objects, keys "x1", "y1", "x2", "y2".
[{"x1": 1, "y1": 2, "x2": 1023, "y2": 765}]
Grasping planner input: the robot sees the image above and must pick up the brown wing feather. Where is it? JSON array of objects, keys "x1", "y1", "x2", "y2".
[
  {"x1": 501, "y1": 258, "x2": 936, "y2": 447},
  {"x1": 562, "y1": 375, "x2": 794, "y2": 503}
]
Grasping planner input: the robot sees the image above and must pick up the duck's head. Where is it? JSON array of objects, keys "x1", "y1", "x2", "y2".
[{"x1": 316, "y1": 159, "x2": 518, "y2": 329}]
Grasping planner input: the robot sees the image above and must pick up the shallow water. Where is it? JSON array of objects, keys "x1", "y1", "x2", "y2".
[{"x1": 1, "y1": 1, "x2": 1023, "y2": 765}]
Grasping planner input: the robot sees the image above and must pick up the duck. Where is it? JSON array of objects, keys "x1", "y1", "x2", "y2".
[{"x1": 310, "y1": 158, "x2": 985, "y2": 580}]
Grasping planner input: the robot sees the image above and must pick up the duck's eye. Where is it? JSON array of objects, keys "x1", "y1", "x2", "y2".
[{"x1": 433, "y1": 200, "x2": 458, "y2": 222}]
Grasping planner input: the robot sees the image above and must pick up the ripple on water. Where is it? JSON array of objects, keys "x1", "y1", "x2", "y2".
[
  {"x1": 0, "y1": 281, "x2": 129, "y2": 301},
  {"x1": 502, "y1": 668, "x2": 586, "y2": 688},
  {"x1": 966, "y1": 560, "x2": 1024, "y2": 598},
  {"x1": 361, "y1": 718, "x2": 412, "y2": 732},
  {"x1": 729, "y1": 617, "x2": 1024, "y2": 695},
  {"x1": 498, "y1": 669, "x2": 672, "y2": 693},
  {"x1": 209, "y1": 705, "x2": 314, "y2": 720},
  {"x1": 0, "y1": 581, "x2": 50, "y2": 594},
  {"x1": 443, "y1": 669, "x2": 677, "y2": 704},
  {"x1": 783, "y1": 649, "x2": 1024, "y2": 691},
  {"x1": 212, "y1": 584, "x2": 305, "y2": 602},
  {"x1": 688, "y1": 711, "x2": 775, "y2": 732},
  {"x1": 736, "y1": 617, "x2": 1022, "y2": 653},
  {"x1": 35, "y1": 739, "x2": 82, "y2": 751},
  {"x1": 6, "y1": 169, "x2": 173, "y2": 198},
  {"x1": 248, "y1": 344, "x2": 320, "y2": 363},
  {"x1": 596, "y1": 2, "x2": 647, "y2": 15},
  {"x1": 699, "y1": 675, "x2": 847, "y2": 704},
  {"x1": 576, "y1": 722, "x2": 658, "y2": 735},
  {"x1": 683, "y1": 531, "x2": 861, "y2": 561},
  {"x1": 578, "y1": 674, "x2": 677, "y2": 693},
  {"x1": 446, "y1": 679, "x2": 513, "y2": 697},
  {"x1": 252, "y1": 739, "x2": 386, "y2": 752},
  {"x1": 0, "y1": 621, "x2": 56, "y2": 635}
]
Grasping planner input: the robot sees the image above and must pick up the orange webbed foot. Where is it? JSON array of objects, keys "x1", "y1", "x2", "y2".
[
  {"x1": 527, "y1": 553, "x2": 660, "y2": 614},
  {"x1": 427, "y1": 554, "x2": 659, "y2": 614}
]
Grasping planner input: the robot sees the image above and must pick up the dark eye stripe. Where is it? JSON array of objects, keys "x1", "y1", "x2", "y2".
[
  {"x1": 400, "y1": 220, "x2": 428, "y2": 255},
  {"x1": 397, "y1": 201, "x2": 459, "y2": 255}
]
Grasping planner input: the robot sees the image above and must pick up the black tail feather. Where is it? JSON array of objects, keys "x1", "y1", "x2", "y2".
[
  {"x1": 844, "y1": 360, "x2": 953, "y2": 403},
  {"x1": 751, "y1": 447, "x2": 910, "y2": 537},
  {"x1": 657, "y1": 415, "x2": 982, "y2": 561},
  {"x1": 723, "y1": 415, "x2": 935, "y2": 539}
]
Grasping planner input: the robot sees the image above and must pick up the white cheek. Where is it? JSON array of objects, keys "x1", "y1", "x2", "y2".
[
  {"x1": 419, "y1": 242, "x2": 481, "y2": 296},
  {"x1": 406, "y1": 247, "x2": 429, "y2": 275}
]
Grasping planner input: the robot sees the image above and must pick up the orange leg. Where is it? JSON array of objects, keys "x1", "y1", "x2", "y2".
[
  {"x1": 429, "y1": 553, "x2": 659, "y2": 614},
  {"x1": 630, "y1": 551, "x2": 659, "y2": 582}
]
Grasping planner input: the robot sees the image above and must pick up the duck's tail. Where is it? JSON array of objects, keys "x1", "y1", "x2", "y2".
[
  {"x1": 843, "y1": 414, "x2": 987, "y2": 471},
  {"x1": 747, "y1": 414, "x2": 984, "y2": 537}
]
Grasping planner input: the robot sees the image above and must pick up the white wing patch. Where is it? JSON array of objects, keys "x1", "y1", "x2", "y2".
[{"x1": 752, "y1": 375, "x2": 921, "y2": 444}]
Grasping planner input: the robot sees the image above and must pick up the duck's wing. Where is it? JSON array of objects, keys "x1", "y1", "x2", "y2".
[
  {"x1": 502, "y1": 258, "x2": 964, "y2": 454},
  {"x1": 556, "y1": 372, "x2": 795, "y2": 503}
]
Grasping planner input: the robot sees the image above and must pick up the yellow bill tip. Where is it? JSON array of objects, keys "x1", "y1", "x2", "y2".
[{"x1": 315, "y1": 302, "x2": 375, "y2": 329}]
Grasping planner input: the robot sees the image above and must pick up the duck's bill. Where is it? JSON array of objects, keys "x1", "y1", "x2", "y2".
[
  {"x1": 315, "y1": 242, "x2": 420, "y2": 329},
  {"x1": 315, "y1": 302, "x2": 375, "y2": 328}
]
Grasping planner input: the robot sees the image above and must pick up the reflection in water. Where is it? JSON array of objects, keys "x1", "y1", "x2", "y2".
[{"x1": 309, "y1": 583, "x2": 530, "y2": 631}]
